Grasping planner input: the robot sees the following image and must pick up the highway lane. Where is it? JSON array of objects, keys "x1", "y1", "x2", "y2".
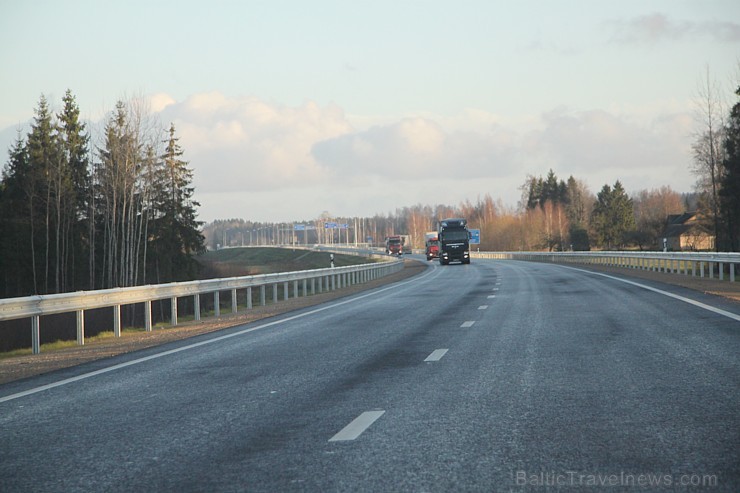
[{"x1": 1, "y1": 258, "x2": 738, "y2": 492}]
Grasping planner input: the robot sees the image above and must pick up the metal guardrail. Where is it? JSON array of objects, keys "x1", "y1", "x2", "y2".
[
  {"x1": 0, "y1": 258, "x2": 403, "y2": 354},
  {"x1": 471, "y1": 251, "x2": 739, "y2": 282}
]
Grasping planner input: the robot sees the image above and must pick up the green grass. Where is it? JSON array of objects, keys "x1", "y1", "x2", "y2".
[
  {"x1": 196, "y1": 246, "x2": 375, "y2": 276},
  {"x1": 0, "y1": 327, "x2": 148, "y2": 359}
]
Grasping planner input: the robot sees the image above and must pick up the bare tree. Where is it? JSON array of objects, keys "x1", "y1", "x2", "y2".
[
  {"x1": 94, "y1": 97, "x2": 161, "y2": 288},
  {"x1": 632, "y1": 186, "x2": 684, "y2": 248},
  {"x1": 692, "y1": 66, "x2": 727, "y2": 251}
]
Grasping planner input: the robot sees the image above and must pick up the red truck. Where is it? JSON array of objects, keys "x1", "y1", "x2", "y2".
[
  {"x1": 385, "y1": 235, "x2": 403, "y2": 255},
  {"x1": 425, "y1": 232, "x2": 439, "y2": 260}
]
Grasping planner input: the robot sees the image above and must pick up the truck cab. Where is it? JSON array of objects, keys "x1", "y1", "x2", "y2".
[
  {"x1": 385, "y1": 235, "x2": 403, "y2": 255},
  {"x1": 438, "y1": 218, "x2": 471, "y2": 265},
  {"x1": 425, "y1": 232, "x2": 439, "y2": 261}
]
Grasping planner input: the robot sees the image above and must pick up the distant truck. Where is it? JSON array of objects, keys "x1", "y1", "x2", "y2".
[
  {"x1": 385, "y1": 235, "x2": 403, "y2": 255},
  {"x1": 399, "y1": 235, "x2": 412, "y2": 254},
  {"x1": 425, "y1": 231, "x2": 439, "y2": 261},
  {"x1": 438, "y1": 218, "x2": 471, "y2": 265}
]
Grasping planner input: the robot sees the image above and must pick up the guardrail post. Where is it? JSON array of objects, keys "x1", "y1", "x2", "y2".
[
  {"x1": 32, "y1": 315, "x2": 40, "y2": 354},
  {"x1": 194, "y1": 294, "x2": 201, "y2": 321},
  {"x1": 273, "y1": 284, "x2": 278, "y2": 304},
  {"x1": 732, "y1": 263, "x2": 736, "y2": 282},
  {"x1": 719, "y1": 262, "x2": 724, "y2": 281},
  {"x1": 171, "y1": 297, "x2": 178, "y2": 326},
  {"x1": 283, "y1": 282, "x2": 289, "y2": 301},
  {"x1": 231, "y1": 289, "x2": 238, "y2": 314},
  {"x1": 260, "y1": 285, "x2": 266, "y2": 306},
  {"x1": 247, "y1": 287, "x2": 252, "y2": 309},
  {"x1": 145, "y1": 300, "x2": 152, "y2": 332},
  {"x1": 114, "y1": 305, "x2": 121, "y2": 337},
  {"x1": 294, "y1": 280, "x2": 299, "y2": 298},
  {"x1": 214, "y1": 292, "x2": 220, "y2": 317},
  {"x1": 76, "y1": 309, "x2": 85, "y2": 345}
]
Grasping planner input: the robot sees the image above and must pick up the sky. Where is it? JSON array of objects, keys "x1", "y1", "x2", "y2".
[{"x1": 1, "y1": 0, "x2": 739, "y2": 223}]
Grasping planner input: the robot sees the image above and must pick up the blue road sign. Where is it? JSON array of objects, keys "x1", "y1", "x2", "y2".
[{"x1": 469, "y1": 229, "x2": 481, "y2": 244}]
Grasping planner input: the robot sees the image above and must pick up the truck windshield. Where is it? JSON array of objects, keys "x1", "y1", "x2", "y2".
[{"x1": 441, "y1": 230, "x2": 468, "y2": 241}]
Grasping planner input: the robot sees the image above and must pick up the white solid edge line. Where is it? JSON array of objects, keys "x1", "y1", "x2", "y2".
[
  {"x1": 0, "y1": 264, "x2": 439, "y2": 404},
  {"x1": 424, "y1": 349, "x2": 449, "y2": 362},
  {"x1": 568, "y1": 266, "x2": 740, "y2": 323},
  {"x1": 329, "y1": 410, "x2": 385, "y2": 441}
]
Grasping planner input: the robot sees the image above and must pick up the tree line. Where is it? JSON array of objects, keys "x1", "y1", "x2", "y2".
[
  {"x1": 202, "y1": 176, "x2": 697, "y2": 256},
  {"x1": 0, "y1": 91, "x2": 205, "y2": 299}
]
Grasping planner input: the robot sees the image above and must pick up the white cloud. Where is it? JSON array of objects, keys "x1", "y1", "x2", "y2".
[
  {"x1": 157, "y1": 92, "x2": 353, "y2": 194},
  {"x1": 311, "y1": 116, "x2": 521, "y2": 181},
  {"x1": 149, "y1": 93, "x2": 176, "y2": 113},
  {"x1": 0, "y1": 92, "x2": 698, "y2": 222},
  {"x1": 607, "y1": 13, "x2": 740, "y2": 44},
  {"x1": 518, "y1": 106, "x2": 696, "y2": 198},
  {"x1": 151, "y1": 94, "x2": 699, "y2": 220}
]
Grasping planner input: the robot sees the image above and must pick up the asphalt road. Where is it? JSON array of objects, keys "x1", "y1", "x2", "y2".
[{"x1": 1, "y1": 258, "x2": 738, "y2": 492}]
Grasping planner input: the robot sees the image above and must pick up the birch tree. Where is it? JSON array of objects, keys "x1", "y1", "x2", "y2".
[
  {"x1": 94, "y1": 98, "x2": 158, "y2": 288},
  {"x1": 692, "y1": 66, "x2": 726, "y2": 251}
]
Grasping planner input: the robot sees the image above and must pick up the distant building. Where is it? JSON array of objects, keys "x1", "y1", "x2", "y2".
[{"x1": 662, "y1": 212, "x2": 715, "y2": 251}]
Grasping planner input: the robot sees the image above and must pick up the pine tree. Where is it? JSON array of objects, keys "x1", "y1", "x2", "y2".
[
  {"x1": 25, "y1": 95, "x2": 64, "y2": 293},
  {"x1": 149, "y1": 123, "x2": 204, "y2": 282},
  {"x1": 55, "y1": 90, "x2": 91, "y2": 291},
  {"x1": 720, "y1": 85, "x2": 740, "y2": 251},
  {"x1": 591, "y1": 181, "x2": 636, "y2": 250},
  {"x1": 0, "y1": 134, "x2": 32, "y2": 295}
]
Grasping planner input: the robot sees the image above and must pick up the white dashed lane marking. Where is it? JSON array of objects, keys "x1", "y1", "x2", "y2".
[
  {"x1": 478, "y1": 305, "x2": 488, "y2": 310},
  {"x1": 460, "y1": 321, "x2": 475, "y2": 328},
  {"x1": 329, "y1": 411, "x2": 385, "y2": 442},
  {"x1": 424, "y1": 349, "x2": 449, "y2": 362}
]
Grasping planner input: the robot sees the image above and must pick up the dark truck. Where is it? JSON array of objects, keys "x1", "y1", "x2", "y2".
[{"x1": 438, "y1": 218, "x2": 471, "y2": 265}]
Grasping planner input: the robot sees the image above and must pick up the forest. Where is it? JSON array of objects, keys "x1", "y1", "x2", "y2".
[
  {"x1": 0, "y1": 92, "x2": 205, "y2": 299},
  {"x1": 2, "y1": 86, "x2": 739, "y2": 300},
  {"x1": 202, "y1": 178, "x2": 698, "y2": 256}
]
